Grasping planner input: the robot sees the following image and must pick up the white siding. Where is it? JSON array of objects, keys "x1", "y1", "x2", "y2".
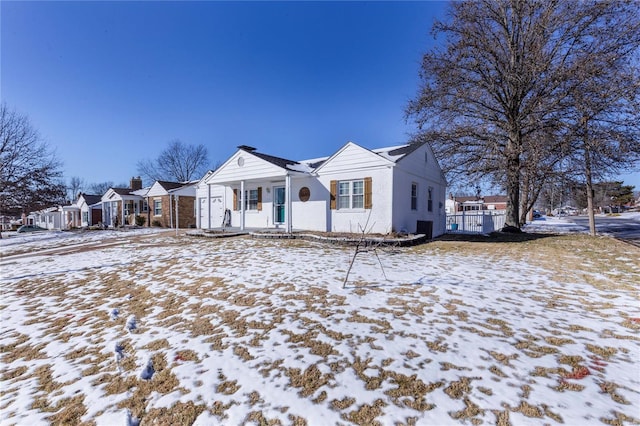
[
  {"x1": 290, "y1": 176, "x2": 327, "y2": 232},
  {"x1": 230, "y1": 182, "x2": 274, "y2": 229},
  {"x1": 315, "y1": 142, "x2": 392, "y2": 175},
  {"x1": 206, "y1": 151, "x2": 287, "y2": 184},
  {"x1": 146, "y1": 181, "x2": 169, "y2": 197},
  {"x1": 391, "y1": 144, "x2": 446, "y2": 236}
]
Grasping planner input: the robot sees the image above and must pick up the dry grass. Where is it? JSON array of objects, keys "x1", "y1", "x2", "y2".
[{"x1": 2, "y1": 232, "x2": 638, "y2": 425}]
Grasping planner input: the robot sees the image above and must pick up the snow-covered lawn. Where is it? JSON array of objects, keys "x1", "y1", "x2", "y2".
[{"x1": 1, "y1": 229, "x2": 639, "y2": 425}]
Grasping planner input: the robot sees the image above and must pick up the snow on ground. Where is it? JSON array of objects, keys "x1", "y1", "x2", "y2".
[
  {"x1": 523, "y1": 211, "x2": 640, "y2": 234},
  {"x1": 0, "y1": 228, "x2": 168, "y2": 256},
  {"x1": 0, "y1": 228, "x2": 639, "y2": 425}
]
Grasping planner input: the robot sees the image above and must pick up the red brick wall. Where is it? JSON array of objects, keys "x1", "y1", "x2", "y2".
[{"x1": 149, "y1": 196, "x2": 195, "y2": 228}]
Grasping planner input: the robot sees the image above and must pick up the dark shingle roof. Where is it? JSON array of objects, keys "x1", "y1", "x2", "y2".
[
  {"x1": 251, "y1": 151, "x2": 299, "y2": 170},
  {"x1": 156, "y1": 181, "x2": 185, "y2": 191},
  {"x1": 81, "y1": 194, "x2": 102, "y2": 205},
  {"x1": 111, "y1": 188, "x2": 133, "y2": 195},
  {"x1": 386, "y1": 142, "x2": 425, "y2": 158}
]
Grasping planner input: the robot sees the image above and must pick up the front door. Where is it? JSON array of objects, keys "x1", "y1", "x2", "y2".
[{"x1": 274, "y1": 186, "x2": 285, "y2": 224}]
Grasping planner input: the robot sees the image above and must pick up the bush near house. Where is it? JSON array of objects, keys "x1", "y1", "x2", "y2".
[{"x1": 135, "y1": 215, "x2": 146, "y2": 227}]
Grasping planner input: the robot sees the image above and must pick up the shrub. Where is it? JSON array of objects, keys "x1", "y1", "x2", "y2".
[
  {"x1": 151, "y1": 220, "x2": 162, "y2": 227},
  {"x1": 135, "y1": 215, "x2": 146, "y2": 226}
]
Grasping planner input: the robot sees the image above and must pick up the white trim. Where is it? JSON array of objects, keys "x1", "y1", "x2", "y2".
[{"x1": 286, "y1": 174, "x2": 292, "y2": 233}]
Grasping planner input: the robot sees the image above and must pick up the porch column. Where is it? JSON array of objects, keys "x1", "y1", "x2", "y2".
[
  {"x1": 207, "y1": 183, "x2": 212, "y2": 229},
  {"x1": 240, "y1": 180, "x2": 245, "y2": 230},
  {"x1": 121, "y1": 201, "x2": 125, "y2": 227},
  {"x1": 286, "y1": 174, "x2": 292, "y2": 233},
  {"x1": 196, "y1": 192, "x2": 201, "y2": 229},
  {"x1": 175, "y1": 195, "x2": 180, "y2": 235}
]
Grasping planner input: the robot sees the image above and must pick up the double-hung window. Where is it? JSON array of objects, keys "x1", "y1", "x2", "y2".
[
  {"x1": 236, "y1": 189, "x2": 259, "y2": 210},
  {"x1": 247, "y1": 189, "x2": 259, "y2": 210},
  {"x1": 411, "y1": 183, "x2": 418, "y2": 210},
  {"x1": 428, "y1": 187, "x2": 433, "y2": 212},
  {"x1": 338, "y1": 180, "x2": 364, "y2": 209},
  {"x1": 154, "y1": 199, "x2": 162, "y2": 216}
]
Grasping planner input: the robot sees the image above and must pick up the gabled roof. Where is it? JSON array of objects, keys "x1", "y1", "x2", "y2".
[
  {"x1": 156, "y1": 181, "x2": 185, "y2": 191},
  {"x1": 312, "y1": 141, "x2": 396, "y2": 174},
  {"x1": 206, "y1": 140, "x2": 441, "y2": 184},
  {"x1": 79, "y1": 194, "x2": 102, "y2": 206},
  {"x1": 111, "y1": 188, "x2": 134, "y2": 195}
]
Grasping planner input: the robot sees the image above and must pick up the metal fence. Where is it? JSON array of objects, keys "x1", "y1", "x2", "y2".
[{"x1": 446, "y1": 211, "x2": 506, "y2": 234}]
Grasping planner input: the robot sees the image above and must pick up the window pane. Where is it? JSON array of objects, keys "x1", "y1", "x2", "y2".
[
  {"x1": 411, "y1": 183, "x2": 418, "y2": 210},
  {"x1": 353, "y1": 181, "x2": 363, "y2": 195},
  {"x1": 248, "y1": 189, "x2": 258, "y2": 210},
  {"x1": 352, "y1": 194, "x2": 364, "y2": 209},
  {"x1": 338, "y1": 182, "x2": 350, "y2": 196},
  {"x1": 338, "y1": 195, "x2": 350, "y2": 209}
]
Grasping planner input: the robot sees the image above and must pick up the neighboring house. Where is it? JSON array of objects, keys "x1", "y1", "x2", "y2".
[
  {"x1": 446, "y1": 194, "x2": 508, "y2": 213},
  {"x1": 196, "y1": 141, "x2": 447, "y2": 237},
  {"x1": 143, "y1": 180, "x2": 197, "y2": 228},
  {"x1": 29, "y1": 207, "x2": 61, "y2": 230},
  {"x1": 76, "y1": 193, "x2": 103, "y2": 227},
  {"x1": 0, "y1": 216, "x2": 13, "y2": 231},
  {"x1": 101, "y1": 177, "x2": 147, "y2": 227}
]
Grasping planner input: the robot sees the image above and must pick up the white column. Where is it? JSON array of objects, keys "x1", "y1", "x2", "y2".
[
  {"x1": 240, "y1": 180, "x2": 245, "y2": 230},
  {"x1": 286, "y1": 174, "x2": 292, "y2": 233},
  {"x1": 175, "y1": 195, "x2": 180, "y2": 235},
  {"x1": 196, "y1": 195, "x2": 201, "y2": 229},
  {"x1": 207, "y1": 184, "x2": 212, "y2": 229}
]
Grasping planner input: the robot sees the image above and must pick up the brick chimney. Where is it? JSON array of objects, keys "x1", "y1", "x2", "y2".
[{"x1": 130, "y1": 176, "x2": 143, "y2": 190}]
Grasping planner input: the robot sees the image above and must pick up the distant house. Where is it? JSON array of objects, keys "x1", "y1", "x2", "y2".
[
  {"x1": 101, "y1": 177, "x2": 148, "y2": 227},
  {"x1": 29, "y1": 207, "x2": 61, "y2": 230},
  {"x1": 196, "y1": 141, "x2": 447, "y2": 237},
  {"x1": 143, "y1": 180, "x2": 197, "y2": 228},
  {"x1": 446, "y1": 194, "x2": 508, "y2": 213},
  {"x1": 76, "y1": 193, "x2": 102, "y2": 227}
]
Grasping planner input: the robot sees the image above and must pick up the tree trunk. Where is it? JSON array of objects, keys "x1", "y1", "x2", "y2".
[
  {"x1": 504, "y1": 135, "x2": 521, "y2": 230},
  {"x1": 519, "y1": 171, "x2": 531, "y2": 226},
  {"x1": 584, "y1": 147, "x2": 597, "y2": 236}
]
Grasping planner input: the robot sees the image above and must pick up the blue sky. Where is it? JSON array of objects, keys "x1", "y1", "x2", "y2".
[
  {"x1": 2, "y1": 1, "x2": 448, "y2": 187},
  {"x1": 2, "y1": 1, "x2": 638, "y2": 191}
]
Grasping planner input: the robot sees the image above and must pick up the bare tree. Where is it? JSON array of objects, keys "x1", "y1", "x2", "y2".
[
  {"x1": 88, "y1": 181, "x2": 115, "y2": 195},
  {"x1": 561, "y1": 4, "x2": 640, "y2": 235},
  {"x1": 137, "y1": 139, "x2": 209, "y2": 183},
  {"x1": 68, "y1": 176, "x2": 85, "y2": 202},
  {"x1": 406, "y1": 0, "x2": 638, "y2": 230},
  {"x1": 0, "y1": 103, "x2": 66, "y2": 216}
]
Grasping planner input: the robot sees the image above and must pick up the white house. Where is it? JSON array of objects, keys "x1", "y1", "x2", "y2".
[
  {"x1": 76, "y1": 193, "x2": 103, "y2": 227},
  {"x1": 29, "y1": 207, "x2": 61, "y2": 230},
  {"x1": 101, "y1": 177, "x2": 147, "y2": 227},
  {"x1": 196, "y1": 141, "x2": 447, "y2": 237}
]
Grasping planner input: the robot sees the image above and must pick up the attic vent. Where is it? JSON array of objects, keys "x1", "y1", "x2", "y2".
[{"x1": 237, "y1": 145, "x2": 257, "y2": 152}]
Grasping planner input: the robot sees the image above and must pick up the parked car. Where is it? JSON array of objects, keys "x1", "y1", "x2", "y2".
[
  {"x1": 16, "y1": 225, "x2": 46, "y2": 233},
  {"x1": 533, "y1": 210, "x2": 542, "y2": 219}
]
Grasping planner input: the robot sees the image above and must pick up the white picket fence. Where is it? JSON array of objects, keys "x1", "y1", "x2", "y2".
[{"x1": 446, "y1": 211, "x2": 506, "y2": 234}]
